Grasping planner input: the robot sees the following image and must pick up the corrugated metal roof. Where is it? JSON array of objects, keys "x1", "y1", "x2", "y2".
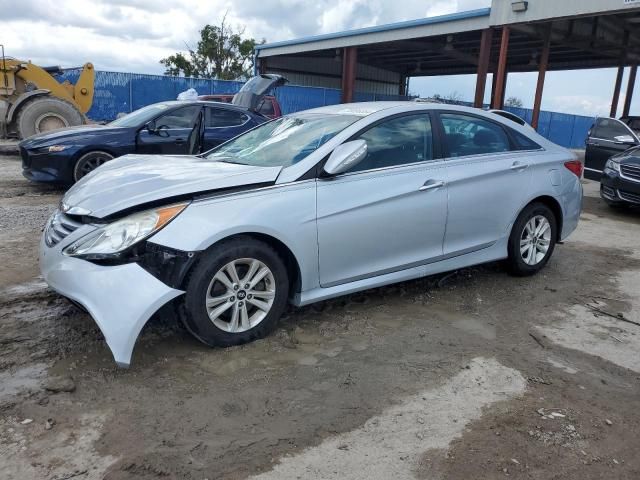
[{"x1": 256, "y1": 8, "x2": 491, "y2": 52}]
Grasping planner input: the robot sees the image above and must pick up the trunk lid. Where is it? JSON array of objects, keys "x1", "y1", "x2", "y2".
[{"x1": 232, "y1": 74, "x2": 288, "y2": 112}]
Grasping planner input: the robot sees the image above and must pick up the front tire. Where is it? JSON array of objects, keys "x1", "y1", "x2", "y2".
[
  {"x1": 73, "y1": 151, "x2": 114, "y2": 182},
  {"x1": 507, "y1": 202, "x2": 557, "y2": 276},
  {"x1": 179, "y1": 237, "x2": 289, "y2": 347}
]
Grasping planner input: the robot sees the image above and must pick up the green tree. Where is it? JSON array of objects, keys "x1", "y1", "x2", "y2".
[
  {"x1": 505, "y1": 96, "x2": 524, "y2": 108},
  {"x1": 161, "y1": 16, "x2": 264, "y2": 80}
]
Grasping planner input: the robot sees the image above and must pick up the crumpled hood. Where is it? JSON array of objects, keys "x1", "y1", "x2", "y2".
[{"x1": 62, "y1": 154, "x2": 282, "y2": 218}]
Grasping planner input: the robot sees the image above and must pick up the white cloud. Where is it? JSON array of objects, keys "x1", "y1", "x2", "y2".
[
  {"x1": 546, "y1": 95, "x2": 611, "y2": 117},
  {"x1": 0, "y1": 0, "x2": 489, "y2": 73}
]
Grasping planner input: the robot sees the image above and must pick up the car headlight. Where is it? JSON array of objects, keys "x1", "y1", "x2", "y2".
[
  {"x1": 604, "y1": 159, "x2": 621, "y2": 173},
  {"x1": 47, "y1": 145, "x2": 69, "y2": 152},
  {"x1": 63, "y1": 203, "x2": 188, "y2": 259}
]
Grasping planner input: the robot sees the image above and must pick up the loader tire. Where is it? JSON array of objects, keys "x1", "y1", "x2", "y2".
[{"x1": 16, "y1": 97, "x2": 84, "y2": 139}]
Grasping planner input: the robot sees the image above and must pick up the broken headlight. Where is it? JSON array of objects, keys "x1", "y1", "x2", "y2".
[{"x1": 63, "y1": 203, "x2": 188, "y2": 259}]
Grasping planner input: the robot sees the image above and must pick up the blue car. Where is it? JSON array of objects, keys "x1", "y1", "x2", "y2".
[{"x1": 20, "y1": 74, "x2": 287, "y2": 184}]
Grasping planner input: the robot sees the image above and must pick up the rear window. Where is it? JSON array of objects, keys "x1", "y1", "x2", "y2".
[
  {"x1": 258, "y1": 99, "x2": 275, "y2": 116},
  {"x1": 509, "y1": 129, "x2": 541, "y2": 151},
  {"x1": 206, "y1": 108, "x2": 248, "y2": 128},
  {"x1": 441, "y1": 113, "x2": 510, "y2": 157},
  {"x1": 622, "y1": 117, "x2": 640, "y2": 134}
]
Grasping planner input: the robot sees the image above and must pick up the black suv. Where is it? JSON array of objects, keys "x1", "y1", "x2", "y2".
[
  {"x1": 585, "y1": 116, "x2": 640, "y2": 181},
  {"x1": 586, "y1": 117, "x2": 640, "y2": 208}
]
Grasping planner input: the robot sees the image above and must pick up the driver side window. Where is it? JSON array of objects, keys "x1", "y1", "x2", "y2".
[
  {"x1": 155, "y1": 106, "x2": 201, "y2": 129},
  {"x1": 348, "y1": 114, "x2": 433, "y2": 173}
]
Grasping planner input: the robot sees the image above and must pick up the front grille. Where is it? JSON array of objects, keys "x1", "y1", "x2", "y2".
[
  {"x1": 45, "y1": 210, "x2": 83, "y2": 247},
  {"x1": 621, "y1": 164, "x2": 640, "y2": 182},
  {"x1": 618, "y1": 190, "x2": 640, "y2": 204}
]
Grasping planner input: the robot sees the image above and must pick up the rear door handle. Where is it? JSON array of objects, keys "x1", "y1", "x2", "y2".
[
  {"x1": 175, "y1": 138, "x2": 186, "y2": 145},
  {"x1": 419, "y1": 180, "x2": 445, "y2": 191},
  {"x1": 510, "y1": 161, "x2": 529, "y2": 171}
]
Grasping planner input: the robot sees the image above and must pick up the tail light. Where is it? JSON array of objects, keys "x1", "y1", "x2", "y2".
[{"x1": 564, "y1": 160, "x2": 583, "y2": 178}]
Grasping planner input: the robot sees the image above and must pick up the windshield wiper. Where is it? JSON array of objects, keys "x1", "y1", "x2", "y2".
[{"x1": 211, "y1": 157, "x2": 248, "y2": 165}]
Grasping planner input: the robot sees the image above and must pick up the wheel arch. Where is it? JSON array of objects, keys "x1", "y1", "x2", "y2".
[
  {"x1": 198, "y1": 232, "x2": 303, "y2": 298},
  {"x1": 520, "y1": 195, "x2": 564, "y2": 241},
  {"x1": 72, "y1": 146, "x2": 118, "y2": 162}
]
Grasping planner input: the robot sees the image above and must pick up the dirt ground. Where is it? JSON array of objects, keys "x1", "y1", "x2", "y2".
[{"x1": 1, "y1": 151, "x2": 640, "y2": 480}]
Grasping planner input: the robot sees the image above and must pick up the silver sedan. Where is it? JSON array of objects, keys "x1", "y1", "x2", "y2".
[{"x1": 40, "y1": 102, "x2": 583, "y2": 366}]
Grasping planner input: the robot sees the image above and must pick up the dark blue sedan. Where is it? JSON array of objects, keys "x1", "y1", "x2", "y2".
[{"x1": 20, "y1": 74, "x2": 287, "y2": 184}]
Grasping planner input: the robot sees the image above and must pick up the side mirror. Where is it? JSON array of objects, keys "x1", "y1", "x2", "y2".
[
  {"x1": 614, "y1": 135, "x2": 636, "y2": 145},
  {"x1": 324, "y1": 140, "x2": 368, "y2": 176},
  {"x1": 146, "y1": 120, "x2": 157, "y2": 133}
]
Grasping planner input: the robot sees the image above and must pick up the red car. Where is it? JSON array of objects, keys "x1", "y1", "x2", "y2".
[{"x1": 198, "y1": 94, "x2": 282, "y2": 119}]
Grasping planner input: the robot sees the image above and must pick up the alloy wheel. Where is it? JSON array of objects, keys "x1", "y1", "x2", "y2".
[
  {"x1": 205, "y1": 258, "x2": 276, "y2": 333},
  {"x1": 77, "y1": 154, "x2": 111, "y2": 179},
  {"x1": 519, "y1": 215, "x2": 552, "y2": 266}
]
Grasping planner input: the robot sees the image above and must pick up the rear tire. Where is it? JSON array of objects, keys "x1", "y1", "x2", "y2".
[
  {"x1": 179, "y1": 236, "x2": 289, "y2": 348},
  {"x1": 507, "y1": 202, "x2": 557, "y2": 276},
  {"x1": 73, "y1": 151, "x2": 114, "y2": 182},
  {"x1": 16, "y1": 96, "x2": 84, "y2": 139}
]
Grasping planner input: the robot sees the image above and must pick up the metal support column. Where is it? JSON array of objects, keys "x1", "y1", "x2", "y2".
[
  {"x1": 491, "y1": 26, "x2": 510, "y2": 109},
  {"x1": 341, "y1": 47, "x2": 357, "y2": 104},
  {"x1": 611, "y1": 67, "x2": 625, "y2": 118},
  {"x1": 532, "y1": 26, "x2": 552, "y2": 131},
  {"x1": 622, "y1": 65, "x2": 637, "y2": 117},
  {"x1": 611, "y1": 31, "x2": 629, "y2": 118},
  {"x1": 474, "y1": 29, "x2": 493, "y2": 108},
  {"x1": 399, "y1": 74, "x2": 407, "y2": 96}
]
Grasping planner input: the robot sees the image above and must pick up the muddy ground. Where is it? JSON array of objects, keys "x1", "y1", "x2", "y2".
[{"x1": 1, "y1": 152, "x2": 639, "y2": 480}]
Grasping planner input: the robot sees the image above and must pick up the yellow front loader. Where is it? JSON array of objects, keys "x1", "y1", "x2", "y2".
[{"x1": 0, "y1": 45, "x2": 95, "y2": 139}]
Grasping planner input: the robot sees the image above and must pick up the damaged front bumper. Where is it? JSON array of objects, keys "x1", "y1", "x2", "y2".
[{"x1": 39, "y1": 223, "x2": 185, "y2": 367}]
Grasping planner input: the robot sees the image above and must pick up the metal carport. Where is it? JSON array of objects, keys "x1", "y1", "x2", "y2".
[{"x1": 255, "y1": 0, "x2": 640, "y2": 130}]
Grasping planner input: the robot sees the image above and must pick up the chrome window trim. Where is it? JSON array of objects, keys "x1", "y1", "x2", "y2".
[
  {"x1": 440, "y1": 147, "x2": 546, "y2": 163},
  {"x1": 328, "y1": 157, "x2": 446, "y2": 180}
]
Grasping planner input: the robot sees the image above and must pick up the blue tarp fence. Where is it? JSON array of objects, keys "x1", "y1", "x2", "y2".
[{"x1": 60, "y1": 69, "x2": 593, "y2": 149}]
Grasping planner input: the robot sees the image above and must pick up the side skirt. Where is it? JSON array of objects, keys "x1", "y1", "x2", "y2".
[{"x1": 293, "y1": 237, "x2": 508, "y2": 307}]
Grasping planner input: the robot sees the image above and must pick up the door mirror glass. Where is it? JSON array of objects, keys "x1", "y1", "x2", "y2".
[
  {"x1": 614, "y1": 135, "x2": 636, "y2": 145},
  {"x1": 324, "y1": 140, "x2": 368, "y2": 175}
]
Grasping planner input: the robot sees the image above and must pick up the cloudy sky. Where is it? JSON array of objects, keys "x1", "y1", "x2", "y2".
[{"x1": 2, "y1": 0, "x2": 637, "y2": 116}]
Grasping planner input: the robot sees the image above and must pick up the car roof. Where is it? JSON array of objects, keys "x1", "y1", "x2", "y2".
[
  {"x1": 302, "y1": 101, "x2": 517, "y2": 119},
  {"x1": 305, "y1": 101, "x2": 412, "y2": 116},
  {"x1": 200, "y1": 94, "x2": 276, "y2": 99},
  {"x1": 156, "y1": 100, "x2": 250, "y2": 112}
]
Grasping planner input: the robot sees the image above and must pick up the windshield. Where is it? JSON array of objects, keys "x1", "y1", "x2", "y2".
[
  {"x1": 206, "y1": 113, "x2": 360, "y2": 167},
  {"x1": 109, "y1": 103, "x2": 173, "y2": 127}
]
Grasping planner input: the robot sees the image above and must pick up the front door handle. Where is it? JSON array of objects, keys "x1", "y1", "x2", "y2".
[
  {"x1": 419, "y1": 180, "x2": 445, "y2": 191},
  {"x1": 510, "y1": 161, "x2": 529, "y2": 171}
]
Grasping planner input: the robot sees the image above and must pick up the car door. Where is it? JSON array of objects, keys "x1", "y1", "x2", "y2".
[
  {"x1": 585, "y1": 117, "x2": 639, "y2": 180},
  {"x1": 202, "y1": 107, "x2": 252, "y2": 151},
  {"x1": 316, "y1": 113, "x2": 448, "y2": 287},
  {"x1": 136, "y1": 105, "x2": 202, "y2": 155},
  {"x1": 437, "y1": 111, "x2": 534, "y2": 256}
]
